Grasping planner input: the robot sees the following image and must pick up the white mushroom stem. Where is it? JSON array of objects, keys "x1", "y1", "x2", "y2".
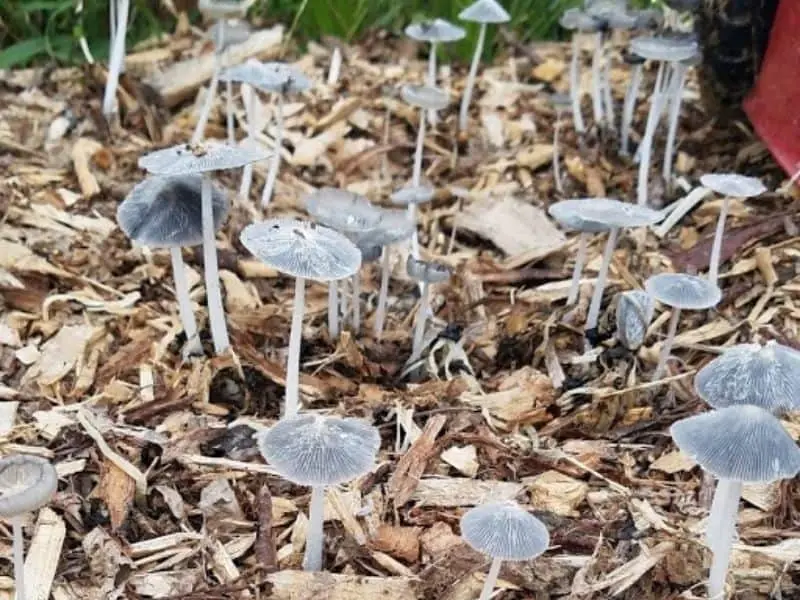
[
  {"x1": 12, "y1": 515, "x2": 25, "y2": 600},
  {"x1": 707, "y1": 478, "x2": 743, "y2": 600},
  {"x1": 602, "y1": 55, "x2": 615, "y2": 132},
  {"x1": 239, "y1": 85, "x2": 257, "y2": 199},
  {"x1": 352, "y1": 273, "x2": 361, "y2": 333},
  {"x1": 101, "y1": 0, "x2": 129, "y2": 117},
  {"x1": 411, "y1": 280, "x2": 430, "y2": 360},
  {"x1": 192, "y1": 21, "x2": 225, "y2": 145},
  {"x1": 553, "y1": 109, "x2": 564, "y2": 194},
  {"x1": 586, "y1": 227, "x2": 619, "y2": 331},
  {"x1": 478, "y1": 557, "x2": 503, "y2": 600},
  {"x1": 636, "y1": 61, "x2": 669, "y2": 206},
  {"x1": 590, "y1": 32, "x2": 604, "y2": 125},
  {"x1": 653, "y1": 307, "x2": 680, "y2": 381},
  {"x1": 261, "y1": 93, "x2": 285, "y2": 209},
  {"x1": 427, "y1": 42, "x2": 438, "y2": 126},
  {"x1": 567, "y1": 232, "x2": 588, "y2": 306},
  {"x1": 303, "y1": 485, "x2": 326, "y2": 571},
  {"x1": 409, "y1": 108, "x2": 426, "y2": 259},
  {"x1": 226, "y1": 77, "x2": 235, "y2": 144},
  {"x1": 708, "y1": 197, "x2": 731, "y2": 285},
  {"x1": 285, "y1": 276, "x2": 306, "y2": 418},
  {"x1": 375, "y1": 247, "x2": 391, "y2": 338},
  {"x1": 459, "y1": 23, "x2": 487, "y2": 132},
  {"x1": 170, "y1": 247, "x2": 203, "y2": 356},
  {"x1": 110, "y1": 0, "x2": 117, "y2": 51},
  {"x1": 662, "y1": 62, "x2": 689, "y2": 189},
  {"x1": 201, "y1": 176, "x2": 230, "y2": 355},
  {"x1": 327, "y1": 283, "x2": 339, "y2": 338},
  {"x1": 569, "y1": 35, "x2": 585, "y2": 134},
  {"x1": 620, "y1": 62, "x2": 642, "y2": 156}
]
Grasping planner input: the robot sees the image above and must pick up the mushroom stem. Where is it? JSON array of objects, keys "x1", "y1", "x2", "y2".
[
  {"x1": 411, "y1": 280, "x2": 430, "y2": 360},
  {"x1": 602, "y1": 54, "x2": 615, "y2": 132},
  {"x1": 170, "y1": 247, "x2": 203, "y2": 356},
  {"x1": 478, "y1": 557, "x2": 503, "y2": 600},
  {"x1": 303, "y1": 485, "x2": 326, "y2": 571},
  {"x1": 285, "y1": 276, "x2": 306, "y2": 418},
  {"x1": 12, "y1": 516, "x2": 25, "y2": 600},
  {"x1": 653, "y1": 307, "x2": 680, "y2": 381},
  {"x1": 239, "y1": 85, "x2": 256, "y2": 199},
  {"x1": 707, "y1": 478, "x2": 742, "y2": 600},
  {"x1": 201, "y1": 176, "x2": 230, "y2": 355},
  {"x1": 459, "y1": 22, "x2": 487, "y2": 133},
  {"x1": 101, "y1": 0, "x2": 129, "y2": 118},
  {"x1": 226, "y1": 78, "x2": 235, "y2": 144},
  {"x1": 192, "y1": 54, "x2": 223, "y2": 145},
  {"x1": 567, "y1": 232, "x2": 588, "y2": 306},
  {"x1": 586, "y1": 227, "x2": 619, "y2": 331},
  {"x1": 708, "y1": 197, "x2": 730, "y2": 285},
  {"x1": 327, "y1": 283, "x2": 339, "y2": 338},
  {"x1": 553, "y1": 109, "x2": 564, "y2": 194},
  {"x1": 706, "y1": 478, "x2": 742, "y2": 554},
  {"x1": 409, "y1": 108, "x2": 426, "y2": 259},
  {"x1": 110, "y1": 0, "x2": 117, "y2": 53},
  {"x1": 636, "y1": 61, "x2": 668, "y2": 206},
  {"x1": 375, "y1": 247, "x2": 391, "y2": 338},
  {"x1": 590, "y1": 31, "x2": 604, "y2": 125},
  {"x1": 261, "y1": 93, "x2": 284, "y2": 209},
  {"x1": 662, "y1": 62, "x2": 688, "y2": 190},
  {"x1": 352, "y1": 272, "x2": 361, "y2": 333},
  {"x1": 620, "y1": 62, "x2": 642, "y2": 156},
  {"x1": 569, "y1": 35, "x2": 585, "y2": 134},
  {"x1": 427, "y1": 42, "x2": 438, "y2": 126},
  {"x1": 339, "y1": 279, "x2": 349, "y2": 327}
]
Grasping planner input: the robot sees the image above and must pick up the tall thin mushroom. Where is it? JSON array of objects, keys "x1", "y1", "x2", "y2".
[
  {"x1": 559, "y1": 9, "x2": 601, "y2": 134},
  {"x1": 620, "y1": 52, "x2": 645, "y2": 156},
  {"x1": 102, "y1": 0, "x2": 130, "y2": 119},
  {"x1": 406, "y1": 256, "x2": 451, "y2": 361},
  {"x1": 391, "y1": 184, "x2": 435, "y2": 261},
  {"x1": 209, "y1": 20, "x2": 253, "y2": 144}
]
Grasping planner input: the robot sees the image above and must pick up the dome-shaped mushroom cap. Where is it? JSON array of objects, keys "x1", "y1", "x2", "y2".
[
  {"x1": 694, "y1": 341, "x2": 800, "y2": 413},
  {"x1": 699, "y1": 173, "x2": 767, "y2": 198},
  {"x1": 645, "y1": 273, "x2": 721, "y2": 310},
  {"x1": 459, "y1": 0, "x2": 510, "y2": 24},
  {"x1": 616, "y1": 290, "x2": 654, "y2": 351},
  {"x1": 405, "y1": 19, "x2": 466, "y2": 43},
  {"x1": 0, "y1": 455, "x2": 58, "y2": 518},
  {"x1": 391, "y1": 185, "x2": 436, "y2": 206},
  {"x1": 548, "y1": 198, "x2": 661, "y2": 230},
  {"x1": 406, "y1": 256, "x2": 451, "y2": 284},
  {"x1": 139, "y1": 141, "x2": 270, "y2": 176},
  {"x1": 117, "y1": 175, "x2": 228, "y2": 248},
  {"x1": 586, "y1": 0, "x2": 637, "y2": 28},
  {"x1": 257, "y1": 414, "x2": 381, "y2": 487},
  {"x1": 559, "y1": 8, "x2": 600, "y2": 31},
  {"x1": 460, "y1": 501, "x2": 549, "y2": 561},
  {"x1": 401, "y1": 85, "x2": 450, "y2": 111},
  {"x1": 207, "y1": 19, "x2": 251, "y2": 51},
  {"x1": 359, "y1": 210, "x2": 416, "y2": 247},
  {"x1": 240, "y1": 219, "x2": 362, "y2": 282},
  {"x1": 231, "y1": 61, "x2": 312, "y2": 94},
  {"x1": 304, "y1": 188, "x2": 381, "y2": 234},
  {"x1": 630, "y1": 35, "x2": 699, "y2": 62},
  {"x1": 548, "y1": 199, "x2": 611, "y2": 232},
  {"x1": 198, "y1": 0, "x2": 255, "y2": 18},
  {"x1": 670, "y1": 405, "x2": 800, "y2": 482}
]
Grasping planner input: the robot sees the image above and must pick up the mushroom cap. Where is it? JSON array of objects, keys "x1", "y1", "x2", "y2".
[
  {"x1": 240, "y1": 218, "x2": 362, "y2": 282},
  {"x1": 305, "y1": 188, "x2": 382, "y2": 233},
  {"x1": 139, "y1": 141, "x2": 270, "y2": 176},
  {"x1": 359, "y1": 210, "x2": 416, "y2": 247},
  {"x1": 670, "y1": 405, "x2": 800, "y2": 482},
  {"x1": 548, "y1": 198, "x2": 661, "y2": 230},
  {"x1": 405, "y1": 18, "x2": 466, "y2": 43},
  {"x1": 198, "y1": 0, "x2": 255, "y2": 18},
  {"x1": 406, "y1": 256, "x2": 451, "y2": 284},
  {"x1": 623, "y1": 51, "x2": 647, "y2": 65},
  {"x1": 207, "y1": 19, "x2": 252, "y2": 51},
  {"x1": 459, "y1": 0, "x2": 510, "y2": 24},
  {"x1": 694, "y1": 341, "x2": 800, "y2": 413},
  {"x1": 616, "y1": 290, "x2": 655, "y2": 351},
  {"x1": 585, "y1": 0, "x2": 637, "y2": 29},
  {"x1": 0, "y1": 455, "x2": 58, "y2": 518},
  {"x1": 645, "y1": 273, "x2": 722, "y2": 310},
  {"x1": 390, "y1": 185, "x2": 436, "y2": 206},
  {"x1": 559, "y1": 8, "x2": 600, "y2": 31},
  {"x1": 401, "y1": 85, "x2": 449, "y2": 111},
  {"x1": 634, "y1": 8, "x2": 663, "y2": 28},
  {"x1": 256, "y1": 414, "x2": 381, "y2": 487},
  {"x1": 117, "y1": 175, "x2": 229, "y2": 248},
  {"x1": 630, "y1": 35, "x2": 699, "y2": 62},
  {"x1": 358, "y1": 244, "x2": 383, "y2": 263},
  {"x1": 699, "y1": 173, "x2": 767, "y2": 198},
  {"x1": 460, "y1": 501, "x2": 550, "y2": 561}
]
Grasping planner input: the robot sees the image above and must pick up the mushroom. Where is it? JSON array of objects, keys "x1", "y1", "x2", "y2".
[
  {"x1": 460, "y1": 500, "x2": 550, "y2": 600},
  {"x1": 209, "y1": 20, "x2": 253, "y2": 144},
  {"x1": 694, "y1": 340, "x2": 800, "y2": 414},
  {"x1": 645, "y1": 273, "x2": 722, "y2": 380},
  {"x1": 406, "y1": 256, "x2": 452, "y2": 361},
  {"x1": 240, "y1": 219, "x2": 362, "y2": 417},
  {"x1": 616, "y1": 289, "x2": 655, "y2": 351},
  {"x1": 117, "y1": 174, "x2": 229, "y2": 356},
  {"x1": 391, "y1": 183, "x2": 435, "y2": 261},
  {"x1": 138, "y1": 141, "x2": 269, "y2": 355},
  {"x1": 620, "y1": 52, "x2": 645, "y2": 156},
  {"x1": 671, "y1": 405, "x2": 800, "y2": 600},
  {"x1": 662, "y1": 41, "x2": 699, "y2": 189},
  {"x1": 256, "y1": 414, "x2": 380, "y2": 570},
  {"x1": 559, "y1": 8, "x2": 601, "y2": 134},
  {"x1": 699, "y1": 173, "x2": 766, "y2": 285},
  {"x1": 549, "y1": 93, "x2": 572, "y2": 194},
  {"x1": 102, "y1": 0, "x2": 130, "y2": 118},
  {"x1": 457, "y1": 0, "x2": 511, "y2": 132},
  {"x1": 0, "y1": 455, "x2": 58, "y2": 600},
  {"x1": 352, "y1": 243, "x2": 383, "y2": 333}
]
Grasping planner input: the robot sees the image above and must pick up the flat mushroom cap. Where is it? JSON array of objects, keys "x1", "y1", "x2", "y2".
[
  {"x1": 406, "y1": 256, "x2": 451, "y2": 284},
  {"x1": 459, "y1": 0, "x2": 511, "y2": 24},
  {"x1": 694, "y1": 341, "x2": 800, "y2": 413},
  {"x1": 548, "y1": 198, "x2": 661, "y2": 230},
  {"x1": 559, "y1": 8, "x2": 600, "y2": 31},
  {"x1": 616, "y1": 290, "x2": 655, "y2": 351},
  {"x1": 630, "y1": 35, "x2": 699, "y2": 62},
  {"x1": 700, "y1": 173, "x2": 767, "y2": 198},
  {"x1": 198, "y1": 0, "x2": 255, "y2": 18},
  {"x1": 548, "y1": 199, "x2": 611, "y2": 233},
  {"x1": 645, "y1": 273, "x2": 721, "y2": 310},
  {"x1": 240, "y1": 219, "x2": 362, "y2": 282},
  {"x1": 0, "y1": 455, "x2": 58, "y2": 518},
  {"x1": 359, "y1": 210, "x2": 416, "y2": 247},
  {"x1": 405, "y1": 19, "x2": 466, "y2": 43},
  {"x1": 117, "y1": 175, "x2": 228, "y2": 248},
  {"x1": 391, "y1": 185, "x2": 436, "y2": 206},
  {"x1": 208, "y1": 19, "x2": 251, "y2": 51},
  {"x1": 256, "y1": 414, "x2": 380, "y2": 487},
  {"x1": 255, "y1": 61, "x2": 313, "y2": 94},
  {"x1": 305, "y1": 188, "x2": 382, "y2": 233},
  {"x1": 139, "y1": 141, "x2": 270, "y2": 176},
  {"x1": 586, "y1": 0, "x2": 637, "y2": 28},
  {"x1": 670, "y1": 405, "x2": 800, "y2": 482},
  {"x1": 401, "y1": 85, "x2": 449, "y2": 111},
  {"x1": 460, "y1": 501, "x2": 550, "y2": 561}
]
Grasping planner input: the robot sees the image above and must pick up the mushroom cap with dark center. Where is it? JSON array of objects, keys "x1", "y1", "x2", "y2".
[
  {"x1": 670, "y1": 405, "x2": 800, "y2": 482},
  {"x1": 139, "y1": 141, "x2": 270, "y2": 176},
  {"x1": 406, "y1": 256, "x2": 451, "y2": 284},
  {"x1": 630, "y1": 35, "x2": 699, "y2": 62},
  {"x1": 559, "y1": 8, "x2": 601, "y2": 31},
  {"x1": 207, "y1": 19, "x2": 251, "y2": 51},
  {"x1": 359, "y1": 210, "x2": 416, "y2": 247},
  {"x1": 0, "y1": 455, "x2": 58, "y2": 518},
  {"x1": 460, "y1": 500, "x2": 550, "y2": 561},
  {"x1": 694, "y1": 341, "x2": 800, "y2": 413},
  {"x1": 405, "y1": 18, "x2": 466, "y2": 43},
  {"x1": 117, "y1": 175, "x2": 228, "y2": 248},
  {"x1": 616, "y1": 290, "x2": 654, "y2": 351},
  {"x1": 645, "y1": 273, "x2": 721, "y2": 310},
  {"x1": 240, "y1": 218, "x2": 362, "y2": 282},
  {"x1": 458, "y1": 0, "x2": 511, "y2": 24},
  {"x1": 390, "y1": 185, "x2": 436, "y2": 207},
  {"x1": 401, "y1": 85, "x2": 450, "y2": 112},
  {"x1": 305, "y1": 188, "x2": 382, "y2": 233},
  {"x1": 699, "y1": 173, "x2": 767, "y2": 198},
  {"x1": 256, "y1": 414, "x2": 381, "y2": 487},
  {"x1": 548, "y1": 198, "x2": 661, "y2": 230}
]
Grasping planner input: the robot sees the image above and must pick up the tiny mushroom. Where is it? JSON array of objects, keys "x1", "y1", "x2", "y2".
[
  {"x1": 549, "y1": 93, "x2": 573, "y2": 194},
  {"x1": 662, "y1": 38, "x2": 700, "y2": 188},
  {"x1": 352, "y1": 243, "x2": 384, "y2": 332},
  {"x1": 460, "y1": 500, "x2": 550, "y2": 600},
  {"x1": 616, "y1": 290, "x2": 655, "y2": 351},
  {"x1": 210, "y1": 19, "x2": 253, "y2": 144},
  {"x1": 559, "y1": 8, "x2": 602, "y2": 133},
  {"x1": 240, "y1": 219, "x2": 362, "y2": 417},
  {"x1": 620, "y1": 51, "x2": 646, "y2": 156},
  {"x1": 406, "y1": 256, "x2": 452, "y2": 360},
  {"x1": 391, "y1": 183, "x2": 435, "y2": 259},
  {"x1": 257, "y1": 414, "x2": 380, "y2": 571}
]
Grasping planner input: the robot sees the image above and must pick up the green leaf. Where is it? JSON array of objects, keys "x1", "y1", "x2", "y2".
[{"x1": 0, "y1": 36, "x2": 49, "y2": 67}]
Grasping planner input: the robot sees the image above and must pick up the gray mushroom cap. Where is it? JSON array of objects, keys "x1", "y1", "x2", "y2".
[
  {"x1": 548, "y1": 199, "x2": 611, "y2": 233},
  {"x1": 358, "y1": 244, "x2": 383, "y2": 263},
  {"x1": 670, "y1": 405, "x2": 800, "y2": 482},
  {"x1": 252, "y1": 61, "x2": 312, "y2": 94},
  {"x1": 198, "y1": 0, "x2": 255, "y2": 18},
  {"x1": 305, "y1": 188, "x2": 382, "y2": 234},
  {"x1": 694, "y1": 341, "x2": 800, "y2": 413},
  {"x1": 401, "y1": 85, "x2": 450, "y2": 111},
  {"x1": 559, "y1": 8, "x2": 601, "y2": 31},
  {"x1": 359, "y1": 210, "x2": 416, "y2": 247},
  {"x1": 548, "y1": 198, "x2": 661, "y2": 230},
  {"x1": 208, "y1": 19, "x2": 251, "y2": 51},
  {"x1": 586, "y1": 0, "x2": 637, "y2": 28},
  {"x1": 699, "y1": 173, "x2": 767, "y2": 198},
  {"x1": 139, "y1": 141, "x2": 270, "y2": 176},
  {"x1": 459, "y1": 0, "x2": 511, "y2": 24},
  {"x1": 117, "y1": 175, "x2": 228, "y2": 248},
  {"x1": 256, "y1": 414, "x2": 381, "y2": 487},
  {"x1": 405, "y1": 19, "x2": 466, "y2": 43},
  {"x1": 0, "y1": 455, "x2": 58, "y2": 518},
  {"x1": 391, "y1": 185, "x2": 436, "y2": 207},
  {"x1": 460, "y1": 500, "x2": 550, "y2": 561},
  {"x1": 406, "y1": 256, "x2": 451, "y2": 284},
  {"x1": 634, "y1": 8, "x2": 663, "y2": 28},
  {"x1": 616, "y1": 290, "x2": 655, "y2": 351},
  {"x1": 240, "y1": 219, "x2": 362, "y2": 282},
  {"x1": 630, "y1": 35, "x2": 699, "y2": 62},
  {"x1": 645, "y1": 273, "x2": 722, "y2": 310}
]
